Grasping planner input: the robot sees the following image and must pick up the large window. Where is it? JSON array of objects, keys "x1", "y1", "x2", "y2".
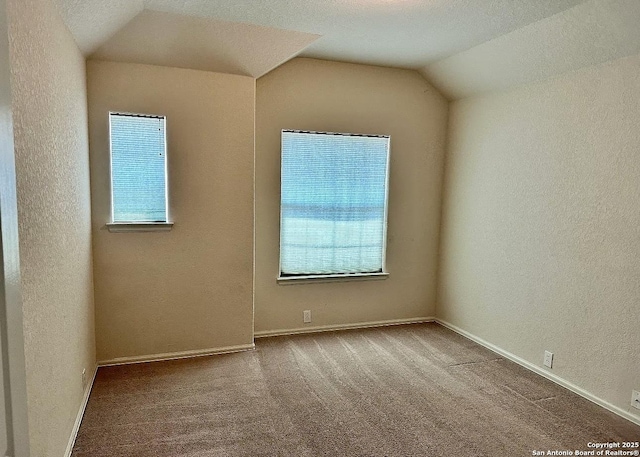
[
  {"x1": 279, "y1": 130, "x2": 390, "y2": 279},
  {"x1": 109, "y1": 112, "x2": 169, "y2": 224}
]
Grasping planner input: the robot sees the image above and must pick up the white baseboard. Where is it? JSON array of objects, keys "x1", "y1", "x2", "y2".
[
  {"x1": 64, "y1": 365, "x2": 97, "y2": 457},
  {"x1": 254, "y1": 317, "x2": 436, "y2": 338},
  {"x1": 436, "y1": 319, "x2": 640, "y2": 427},
  {"x1": 97, "y1": 343, "x2": 256, "y2": 367}
]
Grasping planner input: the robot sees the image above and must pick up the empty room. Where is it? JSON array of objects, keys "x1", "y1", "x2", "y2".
[{"x1": 1, "y1": 0, "x2": 639, "y2": 456}]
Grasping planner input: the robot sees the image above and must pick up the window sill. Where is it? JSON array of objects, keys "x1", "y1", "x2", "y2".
[
  {"x1": 106, "y1": 222, "x2": 174, "y2": 233},
  {"x1": 277, "y1": 272, "x2": 389, "y2": 285}
]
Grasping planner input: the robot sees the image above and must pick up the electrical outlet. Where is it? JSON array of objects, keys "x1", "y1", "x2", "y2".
[
  {"x1": 303, "y1": 310, "x2": 312, "y2": 323},
  {"x1": 632, "y1": 390, "x2": 640, "y2": 410},
  {"x1": 543, "y1": 351, "x2": 553, "y2": 368},
  {"x1": 82, "y1": 368, "x2": 87, "y2": 389}
]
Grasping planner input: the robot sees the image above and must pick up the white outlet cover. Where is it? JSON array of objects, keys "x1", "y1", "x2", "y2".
[
  {"x1": 543, "y1": 351, "x2": 553, "y2": 368},
  {"x1": 303, "y1": 310, "x2": 312, "y2": 323}
]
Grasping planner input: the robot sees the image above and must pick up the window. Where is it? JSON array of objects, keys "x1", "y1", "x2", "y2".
[
  {"x1": 108, "y1": 113, "x2": 171, "y2": 230},
  {"x1": 279, "y1": 130, "x2": 390, "y2": 280}
]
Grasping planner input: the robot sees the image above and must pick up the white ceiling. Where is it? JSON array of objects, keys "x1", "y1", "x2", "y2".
[
  {"x1": 91, "y1": 10, "x2": 320, "y2": 78},
  {"x1": 54, "y1": 0, "x2": 144, "y2": 56},
  {"x1": 135, "y1": 0, "x2": 585, "y2": 68},
  {"x1": 421, "y1": 0, "x2": 640, "y2": 99},
  {"x1": 53, "y1": 0, "x2": 640, "y2": 96}
]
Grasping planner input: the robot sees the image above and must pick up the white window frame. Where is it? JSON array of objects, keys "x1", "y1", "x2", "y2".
[
  {"x1": 277, "y1": 129, "x2": 390, "y2": 284},
  {"x1": 106, "y1": 112, "x2": 173, "y2": 232}
]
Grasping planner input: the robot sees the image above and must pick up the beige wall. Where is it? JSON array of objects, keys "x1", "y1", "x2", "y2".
[
  {"x1": 87, "y1": 61, "x2": 255, "y2": 362},
  {"x1": 255, "y1": 58, "x2": 448, "y2": 333},
  {"x1": 7, "y1": 0, "x2": 96, "y2": 455},
  {"x1": 439, "y1": 53, "x2": 640, "y2": 418}
]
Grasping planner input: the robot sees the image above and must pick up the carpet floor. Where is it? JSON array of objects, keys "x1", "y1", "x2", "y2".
[{"x1": 72, "y1": 323, "x2": 639, "y2": 456}]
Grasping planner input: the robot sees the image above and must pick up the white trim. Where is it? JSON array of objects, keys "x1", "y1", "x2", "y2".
[
  {"x1": 108, "y1": 112, "x2": 169, "y2": 225},
  {"x1": 109, "y1": 112, "x2": 164, "y2": 119},
  {"x1": 281, "y1": 129, "x2": 390, "y2": 139},
  {"x1": 436, "y1": 319, "x2": 640, "y2": 427},
  {"x1": 278, "y1": 130, "x2": 391, "y2": 279},
  {"x1": 382, "y1": 135, "x2": 390, "y2": 274},
  {"x1": 254, "y1": 317, "x2": 435, "y2": 338},
  {"x1": 97, "y1": 343, "x2": 255, "y2": 367},
  {"x1": 277, "y1": 272, "x2": 388, "y2": 284},
  {"x1": 162, "y1": 116, "x2": 170, "y2": 224},
  {"x1": 106, "y1": 222, "x2": 174, "y2": 233},
  {"x1": 0, "y1": 0, "x2": 30, "y2": 449},
  {"x1": 63, "y1": 365, "x2": 97, "y2": 457}
]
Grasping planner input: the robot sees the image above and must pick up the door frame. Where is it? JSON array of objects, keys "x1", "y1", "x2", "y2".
[{"x1": 0, "y1": 1, "x2": 30, "y2": 455}]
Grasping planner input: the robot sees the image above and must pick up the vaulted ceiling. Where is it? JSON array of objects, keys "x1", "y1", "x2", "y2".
[{"x1": 53, "y1": 0, "x2": 640, "y2": 99}]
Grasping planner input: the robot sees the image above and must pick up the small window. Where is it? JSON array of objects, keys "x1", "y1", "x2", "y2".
[
  {"x1": 109, "y1": 112, "x2": 169, "y2": 224},
  {"x1": 279, "y1": 130, "x2": 390, "y2": 280}
]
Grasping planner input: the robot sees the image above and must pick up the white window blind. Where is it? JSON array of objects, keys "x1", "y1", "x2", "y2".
[
  {"x1": 280, "y1": 130, "x2": 390, "y2": 277},
  {"x1": 109, "y1": 113, "x2": 168, "y2": 223}
]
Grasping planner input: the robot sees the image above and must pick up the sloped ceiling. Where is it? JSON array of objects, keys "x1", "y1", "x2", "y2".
[
  {"x1": 91, "y1": 11, "x2": 320, "y2": 78},
  {"x1": 143, "y1": 0, "x2": 584, "y2": 69},
  {"x1": 53, "y1": 0, "x2": 585, "y2": 80},
  {"x1": 53, "y1": 0, "x2": 640, "y2": 97},
  {"x1": 421, "y1": 0, "x2": 640, "y2": 99},
  {"x1": 53, "y1": 0, "x2": 143, "y2": 55}
]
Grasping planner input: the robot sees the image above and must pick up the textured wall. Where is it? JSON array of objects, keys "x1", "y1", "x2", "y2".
[
  {"x1": 7, "y1": 0, "x2": 96, "y2": 455},
  {"x1": 87, "y1": 61, "x2": 255, "y2": 362},
  {"x1": 255, "y1": 58, "x2": 448, "y2": 333},
  {"x1": 439, "y1": 52, "x2": 640, "y2": 418}
]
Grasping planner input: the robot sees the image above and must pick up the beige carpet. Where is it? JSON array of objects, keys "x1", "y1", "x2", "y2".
[{"x1": 72, "y1": 323, "x2": 639, "y2": 456}]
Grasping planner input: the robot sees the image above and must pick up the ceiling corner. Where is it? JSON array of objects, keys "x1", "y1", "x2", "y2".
[
  {"x1": 416, "y1": 66, "x2": 453, "y2": 102},
  {"x1": 54, "y1": 0, "x2": 144, "y2": 55},
  {"x1": 90, "y1": 10, "x2": 321, "y2": 78}
]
